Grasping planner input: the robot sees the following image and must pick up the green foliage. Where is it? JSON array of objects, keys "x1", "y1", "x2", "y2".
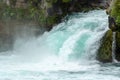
[
  {"x1": 0, "y1": 5, "x2": 29, "y2": 20},
  {"x1": 46, "y1": 16, "x2": 57, "y2": 26},
  {"x1": 116, "y1": 16, "x2": 120, "y2": 26},
  {"x1": 0, "y1": 0, "x2": 60, "y2": 28},
  {"x1": 62, "y1": 0, "x2": 71, "y2": 3},
  {"x1": 0, "y1": 1, "x2": 47, "y2": 25},
  {"x1": 111, "y1": 0, "x2": 120, "y2": 26},
  {"x1": 0, "y1": 0, "x2": 101, "y2": 28},
  {"x1": 10, "y1": 0, "x2": 17, "y2": 7}
]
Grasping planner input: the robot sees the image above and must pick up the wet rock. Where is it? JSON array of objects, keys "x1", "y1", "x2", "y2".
[
  {"x1": 97, "y1": 30, "x2": 113, "y2": 63},
  {"x1": 115, "y1": 32, "x2": 120, "y2": 61},
  {"x1": 47, "y1": 4, "x2": 62, "y2": 16},
  {"x1": 108, "y1": 16, "x2": 117, "y2": 31},
  {"x1": 107, "y1": 0, "x2": 120, "y2": 61},
  {"x1": 97, "y1": 0, "x2": 120, "y2": 63}
]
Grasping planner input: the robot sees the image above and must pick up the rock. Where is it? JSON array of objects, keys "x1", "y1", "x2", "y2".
[
  {"x1": 97, "y1": 30, "x2": 113, "y2": 63},
  {"x1": 104, "y1": 0, "x2": 120, "y2": 62},
  {"x1": 47, "y1": 4, "x2": 62, "y2": 16},
  {"x1": 98, "y1": 0, "x2": 120, "y2": 62},
  {"x1": 99, "y1": 0, "x2": 111, "y2": 9},
  {"x1": 108, "y1": 16, "x2": 117, "y2": 31},
  {"x1": 0, "y1": 0, "x2": 111, "y2": 30},
  {"x1": 115, "y1": 32, "x2": 120, "y2": 61},
  {"x1": 110, "y1": 0, "x2": 120, "y2": 28}
]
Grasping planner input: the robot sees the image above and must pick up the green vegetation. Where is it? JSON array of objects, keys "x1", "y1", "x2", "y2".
[
  {"x1": 62, "y1": 0, "x2": 71, "y2": 3},
  {"x1": 0, "y1": 0, "x2": 58, "y2": 27},
  {"x1": 111, "y1": 0, "x2": 120, "y2": 27},
  {"x1": 110, "y1": 0, "x2": 120, "y2": 61},
  {"x1": 0, "y1": 0, "x2": 107, "y2": 29},
  {"x1": 1, "y1": 1, "x2": 42, "y2": 18}
]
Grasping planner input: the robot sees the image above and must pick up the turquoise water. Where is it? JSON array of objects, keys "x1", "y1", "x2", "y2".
[{"x1": 0, "y1": 10, "x2": 120, "y2": 80}]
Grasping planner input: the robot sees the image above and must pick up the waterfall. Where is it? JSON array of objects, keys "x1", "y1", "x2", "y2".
[
  {"x1": 112, "y1": 32, "x2": 118, "y2": 63},
  {"x1": 0, "y1": 10, "x2": 107, "y2": 64},
  {"x1": 0, "y1": 10, "x2": 108, "y2": 63},
  {"x1": 0, "y1": 10, "x2": 110, "y2": 79}
]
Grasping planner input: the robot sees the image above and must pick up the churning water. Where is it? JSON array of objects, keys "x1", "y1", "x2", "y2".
[{"x1": 0, "y1": 10, "x2": 120, "y2": 80}]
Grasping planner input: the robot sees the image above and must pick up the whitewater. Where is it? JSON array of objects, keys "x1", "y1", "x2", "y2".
[{"x1": 0, "y1": 10, "x2": 120, "y2": 80}]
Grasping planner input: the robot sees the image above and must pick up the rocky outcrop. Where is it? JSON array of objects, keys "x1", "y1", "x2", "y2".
[
  {"x1": 115, "y1": 32, "x2": 120, "y2": 61},
  {"x1": 97, "y1": 0, "x2": 120, "y2": 62},
  {"x1": 108, "y1": 0, "x2": 120, "y2": 61},
  {"x1": 97, "y1": 30, "x2": 113, "y2": 63},
  {"x1": 108, "y1": 16, "x2": 117, "y2": 31},
  {"x1": 0, "y1": 0, "x2": 111, "y2": 29}
]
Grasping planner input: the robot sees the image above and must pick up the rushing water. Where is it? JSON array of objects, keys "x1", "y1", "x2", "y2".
[
  {"x1": 0, "y1": 10, "x2": 120, "y2": 80},
  {"x1": 112, "y1": 32, "x2": 118, "y2": 63}
]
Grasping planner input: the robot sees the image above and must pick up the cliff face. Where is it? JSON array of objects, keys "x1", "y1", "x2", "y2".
[
  {"x1": 110, "y1": 0, "x2": 120, "y2": 61},
  {"x1": 1, "y1": 0, "x2": 111, "y2": 29},
  {"x1": 97, "y1": 0, "x2": 120, "y2": 62}
]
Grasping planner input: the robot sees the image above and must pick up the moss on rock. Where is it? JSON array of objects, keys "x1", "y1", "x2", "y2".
[
  {"x1": 108, "y1": 0, "x2": 120, "y2": 61},
  {"x1": 0, "y1": 0, "x2": 111, "y2": 31},
  {"x1": 97, "y1": 30, "x2": 113, "y2": 63}
]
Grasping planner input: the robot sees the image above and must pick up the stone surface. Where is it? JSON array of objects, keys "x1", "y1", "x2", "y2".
[
  {"x1": 108, "y1": 16, "x2": 117, "y2": 31},
  {"x1": 109, "y1": 0, "x2": 120, "y2": 61},
  {"x1": 99, "y1": 0, "x2": 120, "y2": 62},
  {"x1": 97, "y1": 30, "x2": 113, "y2": 63},
  {"x1": 115, "y1": 32, "x2": 120, "y2": 61}
]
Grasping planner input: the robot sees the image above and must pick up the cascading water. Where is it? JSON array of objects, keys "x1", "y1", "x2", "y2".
[
  {"x1": 0, "y1": 10, "x2": 120, "y2": 80},
  {"x1": 112, "y1": 32, "x2": 118, "y2": 63}
]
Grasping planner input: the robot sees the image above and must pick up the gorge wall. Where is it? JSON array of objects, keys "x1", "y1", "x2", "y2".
[{"x1": 97, "y1": 0, "x2": 120, "y2": 62}]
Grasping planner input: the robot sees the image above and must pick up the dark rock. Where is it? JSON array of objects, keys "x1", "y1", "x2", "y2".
[
  {"x1": 115, "y1": 32, "x2": 120, "y2": 61},
  {"x1": 108, "y1": 16, "x2": 117, "y2": 31},
  {"x1": 98, "y1": 12, "x2": 120, "y2": 62},
  {"x1": 97, "y1": 30, "x2": 113, "y2": 63},
  {"x1": 47, "y1": 4, "x2": 62, "y2": 16}
]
